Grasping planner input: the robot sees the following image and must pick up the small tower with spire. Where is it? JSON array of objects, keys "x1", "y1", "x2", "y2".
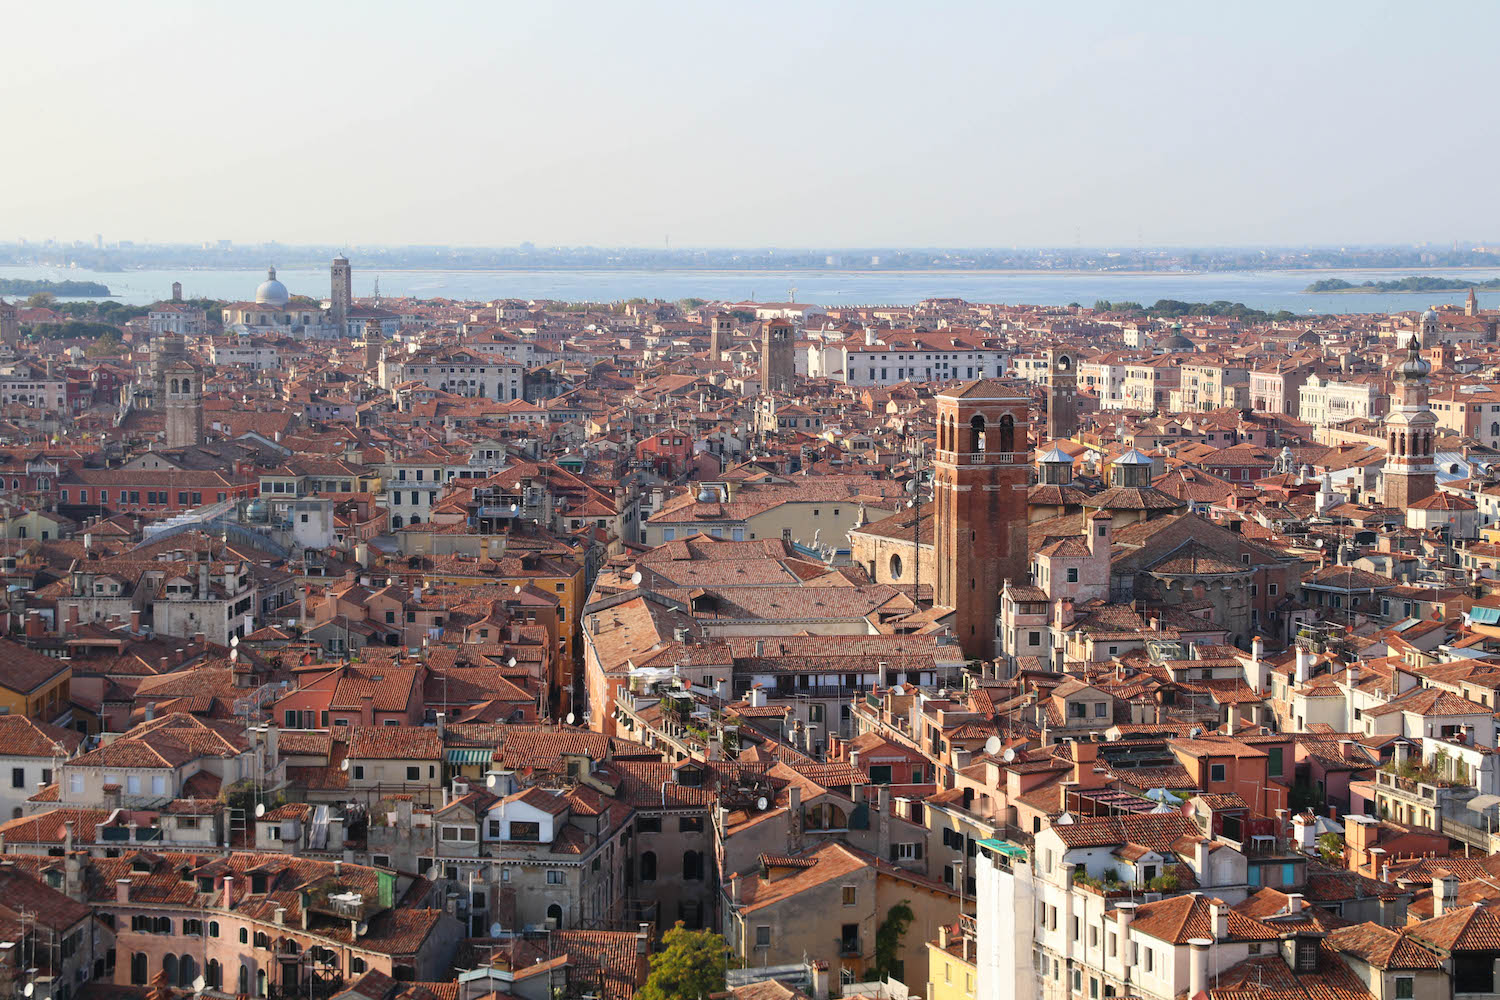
[{"x1": 1466, "y1": 286, "x2": 1479, "y2": 317}]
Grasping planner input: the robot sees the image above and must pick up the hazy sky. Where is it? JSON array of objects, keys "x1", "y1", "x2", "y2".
[{"x1": 6, "y1": 1, "x2": 1497, "y2": 248}]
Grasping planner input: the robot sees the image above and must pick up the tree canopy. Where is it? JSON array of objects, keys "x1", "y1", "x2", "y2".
[{"x1": 638, "y1": 923, "x2": 728, "y2": 1000}]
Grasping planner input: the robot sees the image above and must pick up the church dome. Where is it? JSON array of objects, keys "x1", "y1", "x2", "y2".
[
  {"x1": 255, "y1": 267, "x2": 290, "y2": 307},
  {"x1": 1421, "y1": 308, "x2": 1440, "y2": 323}
]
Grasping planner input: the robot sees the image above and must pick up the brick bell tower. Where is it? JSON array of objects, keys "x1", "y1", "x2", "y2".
[
  {"x1": 1046, "y1": 346, "x2": 1078, "y2": 441},
  {"x1": 934, "y1": 379, "x2": 1031, "y2": 660}
]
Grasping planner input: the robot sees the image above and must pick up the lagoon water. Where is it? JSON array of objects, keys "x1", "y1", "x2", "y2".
[{"x1": 6, "y1": 263, "x2": 1500, "y2": 315}]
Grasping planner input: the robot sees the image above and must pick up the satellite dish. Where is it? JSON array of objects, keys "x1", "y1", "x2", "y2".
[
  {"x1": 230, "y1": 634, "x2": 239, "y2": 647},
  {"x1": 755, "y1": 796, "x2": 769, "y2": 812},
  {"x1": 984, "y1": 735, "x2": 1002, "y2": 756},
  {"x1": 254, "y1": 802, "x2": 266, "y2": 817},
  {"x1": 1002, "y1": 748, "x2": 1017, "y2": 763},
  {"x1": 486, "y1": 773, "x2": 497, "y2": 787},
  {"x1": 489, "y1": 922, "x2": 503, "y2": 938},
  {"x1": 193, "y1": 976, "x2": 206, "y2": 992},
  {"x1": 514, "y1": 585, "x2": 522, "y2": 594},
  {"x1": 507, "y1": 656, "x2": 517, "y2": 668},
  {"x1": 509, "y1": 504, "x2": 519, "y2": 513},
  {"x1": 566, "y1": 712, "x2": 576, "y2": 725},
  {"x1": 356, "y1": 921, "x2": 368, "y2": 937},
  {"x1": 891, "y1": 684, "x2": 906, "y2": 697},
  {"x1": 630, "y1": 571, "x2": 643, "y2": 585},
  {"x1": 340, "y1": 758, "x2": 350, "y2": 772},
  {"x1": 24, "y1": 985, "x2": 33, "y2": 997}
]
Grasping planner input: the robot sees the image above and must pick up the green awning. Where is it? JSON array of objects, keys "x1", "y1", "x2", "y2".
[
  {"x1": 1470, "y1": 606, "x2": 1500, "y2": 626},
  {"x1": 445, "y1": 748, "x2": 494, "y2": 765},
  {"x1": 978, "y1": 838, "x2": 1028, "y2": 862}
]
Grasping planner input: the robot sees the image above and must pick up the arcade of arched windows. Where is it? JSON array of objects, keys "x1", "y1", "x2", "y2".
[{"x1": 1387, "y1": 429, "x2": 1433, "y2": 458}]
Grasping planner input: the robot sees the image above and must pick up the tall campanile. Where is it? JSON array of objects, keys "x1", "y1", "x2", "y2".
[
  {"x1": 331, "y1": 255, "x2": 352, "y2": 337},
  {"x1": 1382, "y1": 335, "x2": 1437, "y2": 508},
  {"x1": 934, "y1": 379, "x2": 1031, "y2": 660},
  {"x1": 1046, "y1": 346, "x2": 1077, "y2": 441}
]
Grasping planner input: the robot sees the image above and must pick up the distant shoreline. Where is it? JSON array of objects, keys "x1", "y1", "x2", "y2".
[{"x1": 14, "y1": 263, "x2": 1500, "y2": 280}]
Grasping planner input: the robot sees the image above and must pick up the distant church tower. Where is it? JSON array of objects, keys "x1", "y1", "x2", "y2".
[
  {"x1": 1417, "y1": 307, "x2": 1440, "y2": 347},
  {"x1": 1382, "y1": 336, "x2": 1436, "y2": 509},
  {"x1": 711, "y1": 313, "x2": 733, "y2": 361},
  {"x1": 165, "y1": 360, "x2": 204, "y2": 449},
  {"x1": 362, "y1": 318, "x2": 384, "y2": 370},
  {"x1": 149, "y1": 333, "x2": 187, "y2": 412},
  {"x1": 331, "y1": 255, "x2": 353, "y2": 337},
  {"x1": 1466, "y1": 287, "x2": 1479, "y2": 317},
  {"x1": 0, "y1": 298, "x2": 17, "y2": 349},
  {"x1": 1045, "y1": 347, "x2": 1077, "y2": 441},
  {"x1": 760, "y1": 318, "x2": 795, "y2": 394},
  {"x1": 933, "y1": 379, "x2": 1031, "y2": 660}
]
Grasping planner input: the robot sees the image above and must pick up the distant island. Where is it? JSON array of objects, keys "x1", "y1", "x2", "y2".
[
  {"x1": 1093, "y1": 299, "x2": 1305, "y2": 323},
  {"x1": 1304, "y1": 276, "x2": 1500, "y2": 294},
  {"x1": 0, "y1": 278, "x2": 112, "y2": 297}
]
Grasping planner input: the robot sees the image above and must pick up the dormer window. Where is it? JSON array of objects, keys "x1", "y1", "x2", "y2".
[{"x1": 1295, "y1": 938, "x2": 1318, "y2": 972}]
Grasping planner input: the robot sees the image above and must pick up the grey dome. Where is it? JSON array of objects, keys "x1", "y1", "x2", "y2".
[{"x1": 255, "y1": 267, "x2": 290, "y2": 307}]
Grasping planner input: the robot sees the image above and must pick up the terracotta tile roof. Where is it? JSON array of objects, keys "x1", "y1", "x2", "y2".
[
  {"x1": 1049, "y1": 813, "x2": 1201, "y2": 851},
  {"x1": 1327, "y1": 922, "x2": 1444, "y2": 970},
  {"x1": 1408, "y1": 902, "x2": 1500, "y2": 953},
  {"x1": 0, "y1": 715, "x2": 83, "y2": 757},
  {"x1": 348, "y1": 726, "x2": 443, "y2": 761}
]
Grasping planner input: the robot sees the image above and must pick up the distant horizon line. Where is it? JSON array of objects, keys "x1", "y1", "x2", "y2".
[{"x1": 5, "y1": 240, "x2": 1499, "y2": 253}]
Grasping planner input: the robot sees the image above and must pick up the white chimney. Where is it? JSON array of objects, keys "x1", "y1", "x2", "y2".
[
  {"x1": 1294, "y1": 646, "x2": 1311, "y2": 685},
  {"x1": 1189, "y1": 939, "x2": 1211, "y2": 997}
]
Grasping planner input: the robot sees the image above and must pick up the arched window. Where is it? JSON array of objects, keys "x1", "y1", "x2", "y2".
[
  {"x1": 640, "y1": 851, "x2": 657, "y2": 881},
  {"x1": 999, "y1": 414, "x2": 1015, "y2": 454},
  {"x1": 256, "y1": 969, "x2": 266, "y2": 997},
  {"x1": 178, "y1": 954, "x2": 196, "y2": 988},
  {"x1": 238, "y1": 965, "x2": 250, "y2": 996},
  {"x1": 162, "y1": 955, "x2": 178, "y2": 986},
  {"x1": 1492, "y1": 422, "x2": 1499, "y2": 437},
  {"x1": 239, "y1": 927, "x2": 249, "y2": 944},
  {"x1": 683, "y1": 850, "x2": 704, "y2": 881},
  {"x1": 170, "y1": 379, "x2": 179, "y2": 394},
  {"x1": 206, "y1": 960, "x2": 222, "y2": 990},
  {"x1": 547, "y1": 903, "x2": 563, "y2": 927},
  {"x1": 131, "y1": 953, "x2": 149, "y2": 986},
  {"x1": 391, "y1": 515, "x2": 404, "y2": 529},
  {"x1": 969, "y1": 415, "x2": 985, "y2": 453},
  {"x1": 889, "y1": 553, "x2": 903, "y2": 580}
]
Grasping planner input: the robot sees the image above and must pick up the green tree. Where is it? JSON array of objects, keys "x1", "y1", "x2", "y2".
[
  {"x1": 679, "y1": 297, "x2": 707, "y2": 309},
  {"x1": 874, "y1": 900, "x2": 915, "y2": 981},
  {"x1": 85, "y1": 331, "x2": 123, "y2": 357},
  {"x1": 639, "y1": 923, "x2": 727, "y2": 1000},
  {"x1": 25, "y1": 291, "x2": 56, "y2": 308}
]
